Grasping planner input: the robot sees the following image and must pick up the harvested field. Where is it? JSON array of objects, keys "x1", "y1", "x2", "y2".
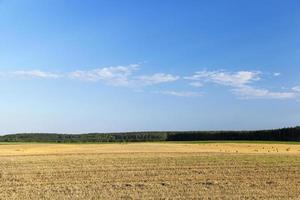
[{"x1": 0, "y1": 142, "x2": 299, "y2": 199}]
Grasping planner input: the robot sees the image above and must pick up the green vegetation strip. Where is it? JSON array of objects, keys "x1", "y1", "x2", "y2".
[{"x1": 0, "y1": 126, "x2": 299, "y2": 143}]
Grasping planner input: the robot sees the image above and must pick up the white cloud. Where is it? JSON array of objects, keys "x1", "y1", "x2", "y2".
[
  {"x1": 232, "y1": 86, "x2": 296, "y2": 99},
  {"x1": 156, "y1": 90, "x2": 202, "y2": 97},
  {"x1": 1, "y1": 65, "x2": 297, "y2": 101},
  {"x1": 186, "y1": 70, "x2": 297, "y2": 100},
  {"x1": 137, "y1": 73, "x2": 179, "y2": 85},
  {"x1": 273, "y1": 72, "x2": 281, "y2": 77},
  {"x1": 70, "y1": 64, "x2": 180, "y2": 87},
  {"x1": 0, "y1": 64, "x2": 180, "y2": 88},
  {"x1": 189, "y1": 82, "x2": 203, "y2": 87},
  {"x1": 13, "y1": 70, "x2": 61, "y2": 79},
  {"x1": 292, "y1": 86, "x2": 300, "y2": 92},
  {"x1": 185, "y1": 70, "x2": 261, "y2": 87},
  {"x1": 69, "y1": 64, "x2": 139, "y2": 86}
]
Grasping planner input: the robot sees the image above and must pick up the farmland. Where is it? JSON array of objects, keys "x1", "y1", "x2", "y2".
[{"x1": 0, "y1": 142, "x2": 299, "y2": 199}]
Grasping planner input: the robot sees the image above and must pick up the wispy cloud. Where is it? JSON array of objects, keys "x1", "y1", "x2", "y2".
[
  {"x1": 232, "y1": 86, "x2": 296, "y2": 99},
  {"x1": 185, "y1": 70, "x2": 260, "y2": 87},
  {"x1": 137, "y1": 73, "x2": 179, "y2": 85},
  {"x1": 12, "y1": 70, "x2": 62, "y2": 79},
  {"x1": 0, "y1": 64, "x2": 180, "y2": 88},
  {"x1": 155, "y1": 90, "x2": 202, "y2": 97},
  {"x1": 273, "y1": 72, "x2": 281, "y2": 77},
  {"x1": 292, "y1": 86, "x2": 300, "y2": 92},
  {"x1": 0, "y1": 70, "x2": 61, "y2": 79},
  {"x1": 185, "y1": 70, "x2": 296, "y2": 100},
  {"x1": 69, "y1": 64, "x2": 139, "y2": 86},
  {"x1": 0, "y1": 65, "x2": 298, "y2": 100},
  {"x1": 69, "y1": 64, "x2": 179, "y2": 87},
  {"x1": 189, "y1": 82, "x2": 203, "y2": 87}
]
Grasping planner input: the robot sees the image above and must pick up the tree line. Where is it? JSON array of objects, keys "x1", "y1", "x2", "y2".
[{"x1": 0, "y1": 127, "x2": 299, "y2": 143}]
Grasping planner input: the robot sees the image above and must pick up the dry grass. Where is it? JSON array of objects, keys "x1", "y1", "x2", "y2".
[
  {"x1": 0, "y1": 143, "x2": 299, "y2": 199},
  {"x1": 0, "y1": 142, "x2": 299, "y2": 156}
]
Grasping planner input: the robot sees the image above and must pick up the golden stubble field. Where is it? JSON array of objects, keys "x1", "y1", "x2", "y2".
[{"x1": 0, "y1": 142, "x2": 299, "y2": 199}]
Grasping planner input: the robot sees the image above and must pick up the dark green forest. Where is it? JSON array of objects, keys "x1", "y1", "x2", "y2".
[{"x1": 0, "y1": 127, "x2": 299, "y2": 143}]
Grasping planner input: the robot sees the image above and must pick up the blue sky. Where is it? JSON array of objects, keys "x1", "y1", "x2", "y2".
[{"x1": 0, "y1": 0, "x2": 300, "y2": 133}]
